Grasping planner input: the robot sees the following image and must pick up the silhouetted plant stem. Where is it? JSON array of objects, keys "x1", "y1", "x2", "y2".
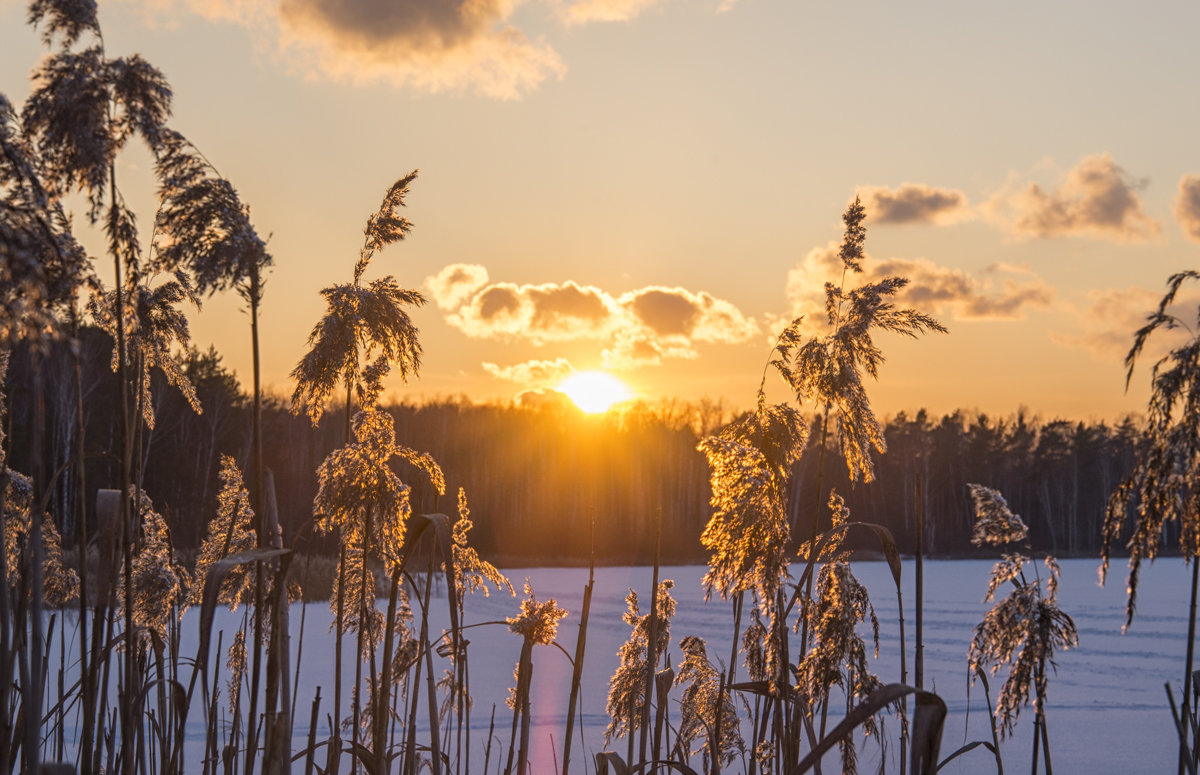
[
  {"x1": 264, "y1": 473, "x2": 291, "y2": 773},
  {"x1": 915, "y1": 472, "x2": 925, "y2": 692},
  {"x1": 351, "y1": 506, "x2": 376, "y2": 774},
  {"x1": 329, "y1": 542, "x2": 346, "y2": 775},
  {"x1": 506, "y1": 639, "x2": 533, "y2": 775},
  {"x1": 1039, "y1": 683, "x2": 1053, "y2": 775},
  {"x1": 69, "y1": 312, "x2": 96, "y2": 775},
  {"x1": 377, "y1": 567, "x2": 404, "y2": 775},
  {"x1": 305, "y1": 687, "x2": 321, "y2": 775},
  {"x1": 109, "y1": 162, "x2": 136, "y2": 775},
  {"x1": 0, "y1": 464, "x2": 9, "y2": 775},
  {"x1": 419, "y1": 552, "x2": 443, "y2": 775},
  {"x1": 1183, "y1": 558, "x2": 1200, "y2": 775},
  {"x1": 799, "y1": 407, "x2": 830, "y2": 659},
  {"x1": 561, "y1": 511, "x2": 595, "y2": 775},
  {"x1": 24, "y1": 349, "x2": 45, "y2": 773},
  {"x1": 403, "y1": 578, "x2": 425, "y2": 775},
  {"x1": 639, "y1": 509, "x2": 662, "y2": 767},
  {"x1": 291, "y1": 550, "x2": 311, "y2": 726},
  {"x1": 245, "y1": 266, "x2": 268, "y2": 775},
  {"x1": 713, "y1": 590, "x2": 743, "y2": 775}
]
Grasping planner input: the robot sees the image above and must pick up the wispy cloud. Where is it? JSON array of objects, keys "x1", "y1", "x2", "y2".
[
  {"x1": 784, "y1": 243, "x2": 1053, "y2": 327},
  {"x1": 426, "y1": 263, "x2": 490, "y2": 310},
  {"x1": 1050, "y1": 286, "x2": 1184, "y2": 364},
  {"x1": 427, "y1": 268, "x2": 759, "y2": 370},
  {"x1": 560, "y1": 0, "x2": 668, "y2": 24},
  {"x1": 857, "y1": 183, "x2": 972, "y2": 225},
  {"x1": 1176, "y1": 174, "x2": 1200, "y2": 242},
  {"x1": 482, "y1": 357, "x2": 574, "y2": 384},
  {"x1": 984, "y1": 153, "x2": 1161, "y2": 242}
]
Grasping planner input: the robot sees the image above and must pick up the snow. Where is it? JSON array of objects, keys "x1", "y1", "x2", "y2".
[{"x1": 41, "y1": 557, "x2": 1194, "y2": 772}]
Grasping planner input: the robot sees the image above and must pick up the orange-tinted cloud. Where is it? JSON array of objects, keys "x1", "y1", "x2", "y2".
[
  {"x1": 432, "y1": 268, "x2": 759, "y2": 368},
  {"x1": 620, "y1": 286, "x2": 758, "y2": 344},
  {"x1": 857, "y1": 184, "x2": 972, "y2": 225},
  {"x1": 278, "y1": 0, "x2": 564, "y2": 97},
  {"x1": 1051, "y1": 286, "x2": 1190, "y2": 364},
  {"x1": 1176, "y1": 174, "x2": 1200, "y2": 242},
  {"x1": 482, "y1": 358, "x2": 574, "y2": 384},
  {"x1": 985, "y1": 153, "x2": 1161, "y2": 242},
  {"x1": 785, "y1": 243, "x2": 1053, "y2": 325},
  {"x1": 130, "y1": 0, "x2": 563, "y2": 98},
  {"x1": 448, "y1": 280, "x2": 618, "y2": 341},
  {"x1": 562, "y1": 0, "x2": 668, "y2": 24},
  {"x1": 426, "y1": 263, "x2": 489, "y2": 310},
  {"x1": 602, "y1": 332, "x2": 695, "y2": 370}
]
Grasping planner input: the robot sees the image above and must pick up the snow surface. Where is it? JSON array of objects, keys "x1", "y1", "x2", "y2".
[{"x1": 41, "y1": 558, "x2": 1194, "y2": 772}]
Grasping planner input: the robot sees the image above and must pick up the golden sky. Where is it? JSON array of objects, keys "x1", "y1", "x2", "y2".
[{"x1": 4, "y1": 0, "x2": 1199, "y2": 420}]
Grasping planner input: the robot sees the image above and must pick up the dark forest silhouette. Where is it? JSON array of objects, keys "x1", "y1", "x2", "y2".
[{"x1": 3, "y1": 328, "x2": 1146, "y2": 566}]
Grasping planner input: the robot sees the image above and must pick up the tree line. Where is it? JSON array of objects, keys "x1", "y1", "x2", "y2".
[{"x1": 3, "y1": 328, "x2": 1148, "y2": 565}]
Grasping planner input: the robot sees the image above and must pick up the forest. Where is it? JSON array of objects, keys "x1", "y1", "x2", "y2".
[{"x1": 2, "y1": 333, "x2": 1149, "y2": 565}]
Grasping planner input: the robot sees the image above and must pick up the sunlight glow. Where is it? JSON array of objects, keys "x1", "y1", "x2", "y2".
[{"x1": 557, "y1": 371, "x2": 632, "y2": 413}]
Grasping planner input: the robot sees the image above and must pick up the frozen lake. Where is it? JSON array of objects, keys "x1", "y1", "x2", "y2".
[{"x1": 42, "y1": 557, "x2": 1196, "y2": 772}]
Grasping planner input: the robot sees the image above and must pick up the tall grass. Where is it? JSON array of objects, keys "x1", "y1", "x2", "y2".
[{"x1": 3, "y1": 3, "x2": 1169, "y2": 772}]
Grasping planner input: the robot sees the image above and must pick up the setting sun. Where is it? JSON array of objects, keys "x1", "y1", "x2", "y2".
[{"x1": 557, "y1": 371, "x2": 632, "y2": 413}]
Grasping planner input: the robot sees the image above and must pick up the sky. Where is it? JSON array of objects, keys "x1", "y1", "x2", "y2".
[{"x1": 3, "y1": 0, "x2": 1200, "y2": 421}]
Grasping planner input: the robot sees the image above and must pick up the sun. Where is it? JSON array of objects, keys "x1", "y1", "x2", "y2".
[{"x1": 557, "y1": 371, "x2": 632, "y2": 414}]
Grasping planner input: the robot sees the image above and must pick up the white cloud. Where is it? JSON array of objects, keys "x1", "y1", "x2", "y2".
[{"x1": 482, "y1": 357, "x2": 574, "y2": 384}]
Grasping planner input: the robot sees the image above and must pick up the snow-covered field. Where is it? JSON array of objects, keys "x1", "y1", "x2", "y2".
[{"x1": 45, "y1": 558, "x2": 1196, "y2": 772}]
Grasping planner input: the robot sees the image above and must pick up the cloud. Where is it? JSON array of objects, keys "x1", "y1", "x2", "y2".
[
  {"x1": 1176, "y1": 174, "x2": 1200, "y2": 242},
  {"x1": 447, "y1": 279, "x2": 616, "y2": 342},
  {"x1": 602, "y1": 332, "x2": 695, "y2": 370},
  {"x1": 433, "y1": 267, "x2": 759, "y2": 368},
  {"x1": 620, "y1": 286, "x2": 758, "y2": 344},
  {"x1": 857, "y1": 184, "x2": 972, "y2": 225},
  {"x1": 784, "y1": 243, "x2": 1053, "y2": 326},
  {"x1": 425, "y1": 263, "x2": 489, "y2": 310},
  {"x1": 482, "y1": 358, "x2": 574, "y2": 384},
  {"x1": 984, "y1": 153, "x2": 1161, "y2": 242},
  {"x1": 1051, "y1": 286, "x2": 1188, "y2": 363},
  {"x1": 279, "y1": 0, "x2": 565, "y2": 97},
  {"x1": 561, "y1": 0, "x2": 668, "y2": 24},
  {"x1": 127, "y1": 0, "x2": 564, "y2": 98}
]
